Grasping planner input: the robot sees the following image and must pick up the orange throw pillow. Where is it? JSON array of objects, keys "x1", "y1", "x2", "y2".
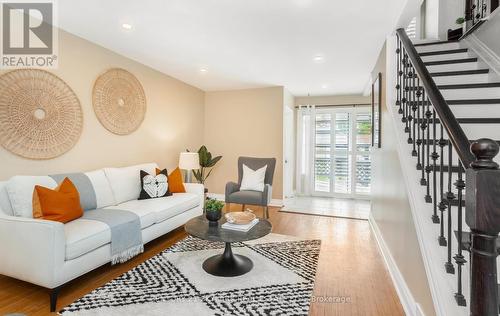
[
  {"x1": 169, "y1": 167, "x2": 186, "y2": 193},
  {"x1": 155, "y1": 167, "x2": 186, "y2": 193},
  {"x1": 32, "y1": 178, "x2": 83, "y2": 223}
]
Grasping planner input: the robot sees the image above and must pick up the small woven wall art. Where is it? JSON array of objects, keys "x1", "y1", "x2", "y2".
[
  {"x1": 0, "y1": 69, "x2": 83, "y2": 159},
  {"x1": 92, "y1": 68, "x2": 146, "y2": 135}
]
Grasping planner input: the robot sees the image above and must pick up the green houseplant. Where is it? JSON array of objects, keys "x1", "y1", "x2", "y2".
[
  {"x1": 192, "y1": 145, "x2": 222, "y2": 185},
  {"x1": 205, "y1": 198, "x2": 224, "y2": 223}
]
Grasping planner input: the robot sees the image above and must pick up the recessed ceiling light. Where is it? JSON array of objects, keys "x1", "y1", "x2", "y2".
[
  {"x1": 313, "y1": 55, "x2": 324, "y2": 63},
  {"x1": 321, "y1": 84, "x2": 328, "y2": 89},
  {"x1": 199, "y1": 67, "x2": 208, "y2": 73},
  {"x1": 122, "y1": 23, "x2": 133, "y2": 30}
]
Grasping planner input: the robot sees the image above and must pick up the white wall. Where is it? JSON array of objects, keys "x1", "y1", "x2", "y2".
[
  {"x1": 204, "y1": 87, "x2": 285, "y2": 199},
  {"x1": 474, "y1": 8, "x2": 500, "y2": 57},
  {"x1": 425, "y1": 0, "x2": 465, "y2": 40},
  {"x1": 0, "y1": 29, "x2": 205, "y2": 180}
]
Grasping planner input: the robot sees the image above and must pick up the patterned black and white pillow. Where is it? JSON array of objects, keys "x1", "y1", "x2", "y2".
[{"x1": 139, "y1": 169, "x2": 172, "y2": 200}]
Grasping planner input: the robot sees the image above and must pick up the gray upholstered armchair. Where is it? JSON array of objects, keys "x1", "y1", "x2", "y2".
[{"x1": 225, "y1": 157, "x2": 276, "y2": 219}]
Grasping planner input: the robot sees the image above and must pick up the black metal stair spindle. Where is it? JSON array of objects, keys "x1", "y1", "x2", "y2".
[
  {"x1": 445, "y1": 143, "x2": 456, "y2": 274},
  {"x1": 396, "y1": 38, "x2": 402, "y2": 112},
  {"x1": 438, "y1": 123, "x2": 447, "y2": 246},
  {"x1": 454, "y1": 162, "x2": 467, "y2": 306},
  {"x1": 416, "y1": 79, "x2": 423, "y2": 169},
  {"x1": 401, "y1": 49, "x2": 406, "y2": 121},
  {"x1": 420, "y1": 89, "x2": 427, "y2": 185},
  {"x1": 407, "y1": 66, "x2": 414, "y2": 142},
  {"x1": 402, "y1": 51, "x2": 409, "y2": 129},
  {"x1": 425, "y1": 96, "x2": 432, "y2": 203},
  {"x1": 431, "y1": 109, "x2": 439, "y2": 223},
  {"x1": 410, "y1": 72, "x2": 417, "y2": 155}
]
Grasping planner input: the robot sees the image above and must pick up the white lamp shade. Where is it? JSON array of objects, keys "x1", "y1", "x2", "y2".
[{"x1": 179, "y1": 152, "x2": 200, "y2": 170}]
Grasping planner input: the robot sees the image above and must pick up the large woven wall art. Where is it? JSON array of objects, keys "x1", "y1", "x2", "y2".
[
  {"x1": 92, "y1": 68, "x2": 146, "y2": 135},
  {"x1": 0, "y1": 69, "x2": 83, "y2": 159}
]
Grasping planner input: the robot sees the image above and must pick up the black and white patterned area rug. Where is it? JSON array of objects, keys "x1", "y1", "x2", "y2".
[{"x1": 59, "y1": 234, "x2": 321, "y2": 316}]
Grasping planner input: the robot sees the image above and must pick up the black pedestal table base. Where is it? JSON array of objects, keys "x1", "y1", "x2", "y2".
[{"x1": 202, "y1": 242, "x2": 253, "y2": 277}]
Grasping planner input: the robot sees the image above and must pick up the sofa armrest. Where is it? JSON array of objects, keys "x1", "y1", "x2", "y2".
[
  {"x1": 225, "y1": 182, "x2": 240, "y2": 202},
  {"x1": 184, "y1": 183, "x2": 205, "y2": 210},
  {"x1": 0, "y1": 214, "x2": 65, "y2": 288},
  {"x1": 262, "y1": 184, "x2": 272, "y2": 205}
]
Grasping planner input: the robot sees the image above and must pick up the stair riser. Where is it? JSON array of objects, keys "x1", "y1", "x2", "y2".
[
  {"x1": 432, "y1": 74, "x2": 490, "y2": 85},
  {"x1": 415, "y1": 42, "x2": 462, "y2": 53},
  {"x1": 440, "y1": 88, "x2": 500, "y2": 100},
  {"x1": 420, "y1": 52, "x2": 471, "y2": 62},
  {"x1": 426, "y1": 62, "x2": 479, "y2": 73},
  {"x1": 450, "y1": 104, "x2": 500, "y2": 118}
]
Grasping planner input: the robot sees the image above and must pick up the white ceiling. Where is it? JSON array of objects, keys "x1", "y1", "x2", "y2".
[{"x1": 58, "y1": 0, "x2": 405, "y2": 96}]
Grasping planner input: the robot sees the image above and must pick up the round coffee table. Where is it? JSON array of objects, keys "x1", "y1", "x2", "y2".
[{"x1": 185, "y1": 215, "x2": 272, "y2": 277}]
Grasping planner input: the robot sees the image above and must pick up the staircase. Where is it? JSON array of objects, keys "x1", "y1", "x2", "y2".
[{"x1": 391, "y1": 29, "x2": 500, "y2": 316}]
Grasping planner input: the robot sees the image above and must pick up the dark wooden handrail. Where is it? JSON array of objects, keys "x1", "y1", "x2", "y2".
[{"x1": 396, "y1": 28, "x2": 475, "y2": 167}]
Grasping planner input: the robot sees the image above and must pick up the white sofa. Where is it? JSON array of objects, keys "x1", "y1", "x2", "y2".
[{"x1": 0, "y1": 163, "x2": 204, "y2": 312}]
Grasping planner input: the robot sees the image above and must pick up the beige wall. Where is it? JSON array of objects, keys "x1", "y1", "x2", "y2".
[
  {"x1": 370, "y1": 43, "x2": 436, "y2": 316},
  {"x1": 295, "y1": 94, "x2": 370, "y2": 107},
  {"x1": 204, "y1": 87, "x2": 285, "y2": 199},
  {"x1": 0, "y1": 29, "x2": 205, "y2": 180}
]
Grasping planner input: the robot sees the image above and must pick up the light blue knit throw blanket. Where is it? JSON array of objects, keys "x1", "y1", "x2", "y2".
[{"x1": 82, "y1": 209, "x2": 144, "y2": 265}]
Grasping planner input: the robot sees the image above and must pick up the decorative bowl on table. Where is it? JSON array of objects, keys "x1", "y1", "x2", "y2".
[{"x1": 225, "y1": 209, "x2": 256, "y2": 225}]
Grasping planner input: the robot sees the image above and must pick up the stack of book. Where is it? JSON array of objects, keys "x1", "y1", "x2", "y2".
[{"x1": 221, "y1": 218, "x2": 259, "y2": 232}]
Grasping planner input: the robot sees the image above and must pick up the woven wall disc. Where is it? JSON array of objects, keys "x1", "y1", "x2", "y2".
[
  {"x1": 0, "y1": 69, "x2": 83, "y2": 160},
  {"x1": 92, "y1": 68, "x2": 146, "y2": 135}
]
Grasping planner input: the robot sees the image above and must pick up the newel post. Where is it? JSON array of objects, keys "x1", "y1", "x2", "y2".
[
  {"x1": 466, "y1": 138, "x2": 500, "y2": 316},
  {"x1": 464, "y1": 0, "x2": 473, "y2": 31}
]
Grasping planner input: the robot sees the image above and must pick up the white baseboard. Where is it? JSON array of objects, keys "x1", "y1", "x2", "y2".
[
  {"x1": 206, "y1": 193, "x2": 283, "y2": 207},
  {"x1": 369, "y1": 213, "x2": 423, "y2": 316}
]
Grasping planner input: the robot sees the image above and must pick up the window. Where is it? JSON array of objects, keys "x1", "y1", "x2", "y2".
[{"x1": 313, "y1": 107, "x2": 372, "y2": 197}]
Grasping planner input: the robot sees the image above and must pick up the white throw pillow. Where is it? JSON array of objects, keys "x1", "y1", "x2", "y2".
[
  {"x1": 240, "y1": 164, "x2": 267, "y2": 192},
  {"x1": 104, "y1": 163, "x2": 158, "y2": 205},
  {"x1": 6, "y1": 176, "x2": 57, "y2": 218}
]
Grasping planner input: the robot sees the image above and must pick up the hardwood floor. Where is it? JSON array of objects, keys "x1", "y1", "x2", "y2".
[{"x1": 0, "y1": 205, "x2": 404, "y2": 316}]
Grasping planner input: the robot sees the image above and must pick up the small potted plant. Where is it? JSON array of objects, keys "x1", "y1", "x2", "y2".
[
  {"x1": 205, "y1": 198, "x2": 224, "y2": 224},
  {"x1": 448, "y1": 17, "x2": 465, "y2": 40}
]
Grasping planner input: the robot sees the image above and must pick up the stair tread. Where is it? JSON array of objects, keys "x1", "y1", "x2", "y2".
[
  {"x1": 414, "y1": 40, "x2": 459, "y2": 47},
  {"x1": 424, "y1": 58, "x2": 478, "y2": 66},
  {"x1": 414, "y1": 118, "x2": 500, "y2": 124},
  {"x1": 430, "y1": 69, "x2": 489, "y2": 77},
  {"x1": 419, "y1": 48, "x2": 468, "y2": 56},
  {"x1": 408, "y1": 99, "x2": 500, "y2": 106},
  {"x1": 409, "y1": 83, "x2": 500, "y2": 90}
]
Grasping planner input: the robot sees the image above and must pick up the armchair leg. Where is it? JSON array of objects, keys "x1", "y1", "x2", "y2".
[
  {"x1": 49, "y1": 286, "x2": 61, "y2": 312},
  {"x1": 264, "y1": 206, "x2": 269, "y2": 219},
  {"x1": 241, "y1": 204, "x2": 246, "y2": 211}
]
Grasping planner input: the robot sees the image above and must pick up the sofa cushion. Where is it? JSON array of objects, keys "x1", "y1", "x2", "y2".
[
  {"x1": 155, "y1": 193, "x2": 200, "y2": 223},
  {"x1": 6, "y1": 176, "x2": 58, "y2": 218},
  {"x1": 104, "y1": 203, "x2": 157, "y2": 229},
  {"x1": 0, "y1": 181, "x2": 13, "y2": 216},
  {"x1": 64, "y1": 218, "x2": 111, "y2": 260},
  {"x1": 104, "y1": 163, "x2": 158, "y2": 205},
  {"x1": 85, "y1": 169, "x2": 116, "y2": 208},
  {"x1": 114, "y1": 193, "x2": 199, "y2": 225}
]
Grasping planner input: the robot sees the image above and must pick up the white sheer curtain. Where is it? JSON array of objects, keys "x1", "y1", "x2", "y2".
[{"x1": 295, "y1": 105, "x2": 315, "y2": 195}]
